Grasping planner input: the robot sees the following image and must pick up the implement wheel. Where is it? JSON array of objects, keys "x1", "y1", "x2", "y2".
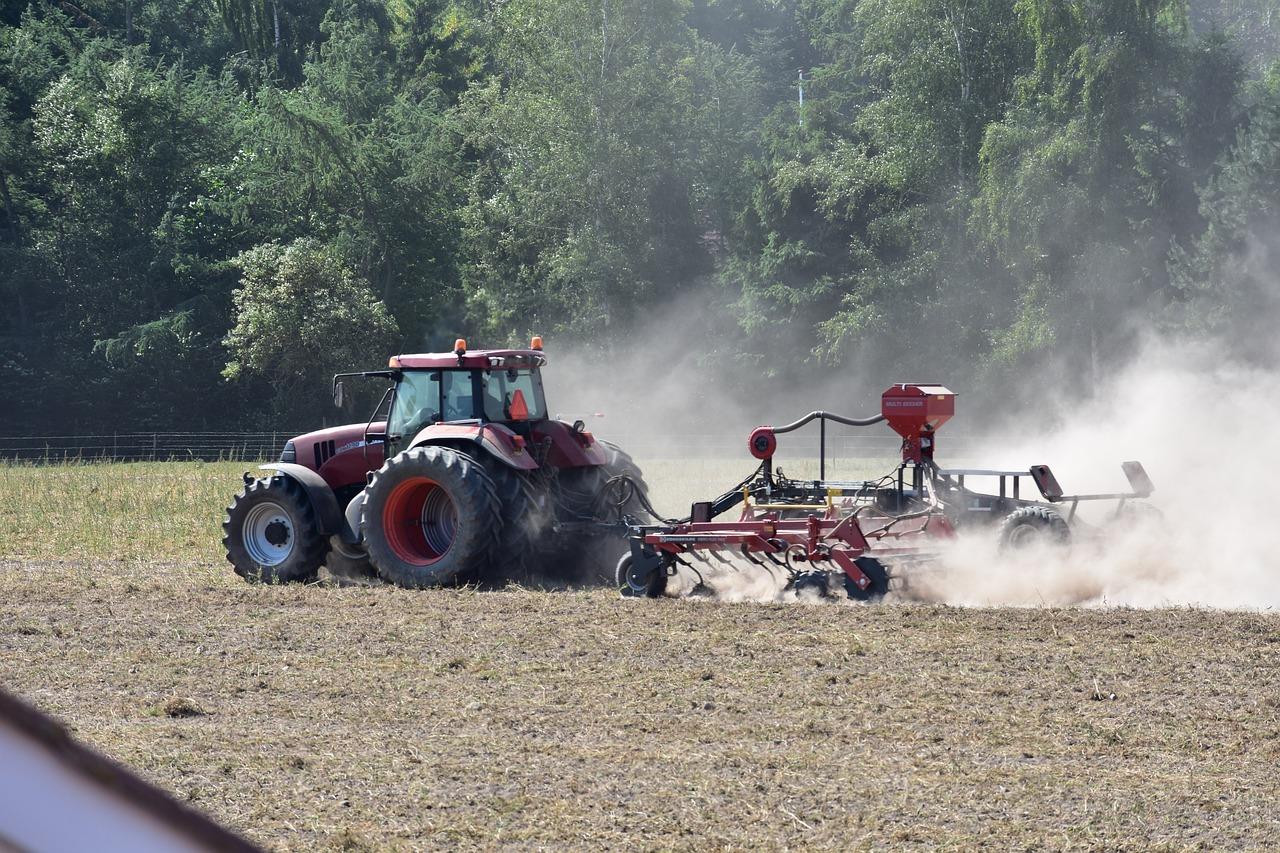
[
  {"x1": 616, "y1": 552, "x2": 668, "y2": 598},
  {"x1": 360, "y1": 447, "x2": 501, "y2": 588},
  {"x1": 843, "y1": 557, "x2": 889, "y2": 602},
  {"x1": 999, "y1": 506, "x2": 1070, "y2": 551},
  {"x1": 223, "y1": 476, "x2": 326, "y2": 583}
]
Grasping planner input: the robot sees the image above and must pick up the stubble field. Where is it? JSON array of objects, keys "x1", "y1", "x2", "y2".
[{"x1": 2, "y1": 460, "x2": 1278, "y2": 850}]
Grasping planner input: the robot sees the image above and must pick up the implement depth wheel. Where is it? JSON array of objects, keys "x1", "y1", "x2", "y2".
[
  {"x1": 223, "y1": 476, "x2": 326, "y2": 583},
  {"x1": 616, "y1": 552, "x2": 668, "y2": 598},
  {"x1": 324, "y1": 535, "x2": 379, "y2": 585},
  {"x1": 360, "y1": 447, "x2": 501, "y2": 588},
  {"x1": 999, "y1": 506, "x2": 1071, "y2": 551},
  {"x1": 843, "y1": 557, "x2": 889, "y2": 602}
]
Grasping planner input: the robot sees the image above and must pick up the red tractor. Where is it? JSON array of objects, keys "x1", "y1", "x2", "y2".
[{"x1": 222, "y1": 338, "x2": 647, "y2": 587}]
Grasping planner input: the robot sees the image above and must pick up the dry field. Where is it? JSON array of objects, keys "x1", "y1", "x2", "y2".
[{"x1": 2, "y1": 461, "x2": 1280, "y2": 850}]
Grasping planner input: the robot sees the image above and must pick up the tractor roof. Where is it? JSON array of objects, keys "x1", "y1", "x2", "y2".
[{"x1": 390, "y1": 349, "x2": 546, "y2": 370}]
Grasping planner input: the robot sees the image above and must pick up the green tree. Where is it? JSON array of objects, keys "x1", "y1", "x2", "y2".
[
  {"x1": 730, "y1": 0, "x2": 1028, "y2": 378},
  {"x1": 455, "y1": 0, "x2": 759, "y2": 340},
  {"x1": 224, "y1": 0, "x2": 467, "y2": 349},
  {"x1": 972, "y1": 0, "x2": 1242, "y2": 384},
  {"x1": 223, "y1": 238, "x2": 400, "y2": 419},
  {"x1": 1169, "y1": 62, "x2": 1280, "y2": 354}
]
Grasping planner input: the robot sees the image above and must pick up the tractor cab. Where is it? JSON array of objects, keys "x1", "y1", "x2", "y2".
[
  {"x1": 329, "y1": 337, "x2": 598, "y2": 472},
  {"x1": 382, "y1": 340, "x2": 549, "y2": 454},
  {"x1": 386, "y1": 359, "x2": 547, "y2": 445}
]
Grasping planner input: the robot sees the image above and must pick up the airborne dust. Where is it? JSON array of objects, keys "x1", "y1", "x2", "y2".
[
  {"x1": 909, "y1": 339, "x2": 1280, "y2": 609},
  {"x1": 545, "y1": 310, "x2": 1279, "y2": 610}
]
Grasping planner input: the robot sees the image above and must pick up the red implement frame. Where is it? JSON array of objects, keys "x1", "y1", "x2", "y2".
[{"x1": 642, "y1": 502, "x2": 956, "y2": 591}]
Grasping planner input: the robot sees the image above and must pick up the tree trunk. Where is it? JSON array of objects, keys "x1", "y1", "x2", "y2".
[{"x1": 0, "y1": 167, "x2": 19, "y2": 243}]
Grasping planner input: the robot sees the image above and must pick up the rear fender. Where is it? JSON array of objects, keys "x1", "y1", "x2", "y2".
[
  {"x1": 533, "y1": 419, "x2": 609, "y2": 468},
  {"x1": 409, "y1": 423, "x2": 538, "y2": 470},
  {"x1": 258, "y1": 463, "x2": 350, "y2": 538}
]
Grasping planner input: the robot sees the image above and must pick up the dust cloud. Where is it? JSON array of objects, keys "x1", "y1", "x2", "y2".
[
  {"x1": 537, "y1": 289, "x2": 1280, "y2": 610},
  {"x1": 539, "y1": 288, "x2": 885, "y2": 445},
  {"x1": 908, "y1": 338, "x2": 1280, "y2": 609}
]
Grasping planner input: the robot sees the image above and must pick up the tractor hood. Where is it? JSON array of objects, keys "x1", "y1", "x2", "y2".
[{"x1": 285, "y1": 422, "x2": 387, "y2": 492}]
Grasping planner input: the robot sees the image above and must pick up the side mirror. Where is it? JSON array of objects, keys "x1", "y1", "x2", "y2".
[{"x1": 332, "y1": 378, "x2": 345, "y2": 408}]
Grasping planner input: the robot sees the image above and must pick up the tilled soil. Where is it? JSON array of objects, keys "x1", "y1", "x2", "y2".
[{"x1": 2, "y1": 557, "x2": 1279, "y2": 850}]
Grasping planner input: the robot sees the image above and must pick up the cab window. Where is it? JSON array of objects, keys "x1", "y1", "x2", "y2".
[
  {"x1": 482, "y1": 369, "x2": 547, "y2": 421},
  {"x1": 388, "y1": 371, "x2": 441, "y2": 438},
  {"x1": 442, "y1": 370, "x2": 478, "y2": 421}
]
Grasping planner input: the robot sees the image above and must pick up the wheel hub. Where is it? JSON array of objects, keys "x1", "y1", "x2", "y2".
[
  {"x1": 264, "y1": 519, "x2": 291, "y2": 547},
  {"x1": 383, "y1": 477, "x2": 458, "y2": 566},
  {"x1": 1006, "y1": 524, "x2": 1042, "y2": 549},
  {"x1": 242, "y1": 501, "x2": 295, "y2": 567}
]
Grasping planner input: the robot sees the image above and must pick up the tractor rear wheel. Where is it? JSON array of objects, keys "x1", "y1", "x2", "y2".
[
  {"x1": 360, "y1": 447, "x2": 501, "y2": 588},
  {"x1": 999, "y1": 506, "x2": 1070, "y2": 551},
  {"x1": 223, "y1": 476, "x2": 327, "y2": 583},
  {"x1": 556, "y1": 440, "x2": 650, "y2": 584},
  {"x1": 484, "y1": 460, "x2": 551, "y2": 584},
  {"x1": 843, "y1": 557, "x2": 889, "y2": 601}
]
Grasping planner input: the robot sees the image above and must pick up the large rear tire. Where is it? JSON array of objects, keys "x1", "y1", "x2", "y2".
[
  {"x1": 360, "y1": 447, "x2": 501, "y2": 588},
  {"x1": 483, "y1": 460, "x2": 551, "y2": 584},
  {"x1": 554, "y1": 440, "x2": 649, "y2": 584},
  {"x1": 223, "y1": 476, "x2": 326, "y2": 583}
]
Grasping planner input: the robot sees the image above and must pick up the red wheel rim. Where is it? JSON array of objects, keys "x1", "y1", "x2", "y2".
[{"x1": 383, "y1": 477, "x2": 457, "y2": 565}]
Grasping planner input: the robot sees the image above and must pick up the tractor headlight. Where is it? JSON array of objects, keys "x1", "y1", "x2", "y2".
[{"x1": 280, "y1": 440, "x2": 296, "y2": 463}]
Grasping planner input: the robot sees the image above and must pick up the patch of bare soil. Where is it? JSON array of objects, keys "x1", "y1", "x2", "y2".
[{"x1": 2, "y1": 557, "x2": 1278, "y2": 850}]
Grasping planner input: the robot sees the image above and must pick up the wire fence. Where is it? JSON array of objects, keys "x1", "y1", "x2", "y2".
[
  {"x1": 0, "y1": 432, "x2": 301, "y2": 463},
  {"x1": 0, "y1": 430, "x2": 1006, "y2": 464}
]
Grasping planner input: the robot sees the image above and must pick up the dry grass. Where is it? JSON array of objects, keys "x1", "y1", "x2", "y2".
[
  {"x1": 3, "y1": 460, "x2": 1279, "y2": 849},
  {"x1": 0, "y1": 456, "x2": 895, "y2": 562}
]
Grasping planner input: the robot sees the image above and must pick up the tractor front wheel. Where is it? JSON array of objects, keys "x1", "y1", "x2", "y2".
[
  {"x1": 360, "y1": 447, "x2": 501, "y2": 588},
  {"x1": 223, "y1": 476, "x2": 327, "y2": 583}
]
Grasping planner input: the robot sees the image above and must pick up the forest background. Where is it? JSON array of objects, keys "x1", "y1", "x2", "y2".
[{"x1": 2, "y1": 0, "x2": 1278, "y2": 431}]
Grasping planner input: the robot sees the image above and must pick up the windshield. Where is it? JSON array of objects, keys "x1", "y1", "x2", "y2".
[
  {"x1": 388, "y1": 368, "x2": 546, "y2": 437},
  {"x1": 482, "y1": 368, "x2": 547, "y2": 422},
  {"x1": 388, "y1": 370, "x2": 478, "y2": 437}
]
